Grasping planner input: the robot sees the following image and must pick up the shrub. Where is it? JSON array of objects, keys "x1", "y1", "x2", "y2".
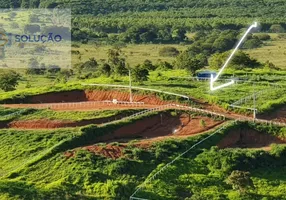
[
  {"x1": 200, "y1": 119, "x2": 206, "y2": 128},
  {"x1": 159, "y1": 46, "x2": 180, "y2": 57},
  {"x1": 256, "y1": 34, "x2": 271, "y2": 41}
]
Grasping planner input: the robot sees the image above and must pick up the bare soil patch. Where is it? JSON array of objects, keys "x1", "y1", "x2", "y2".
[
  {"x1": 84, "y1": 144, "x2": 126, "y2": 160},
  {"x1": 217, "y1": 126, "x2": 285, "y2": 149},
  {"x1": 95, "y1": 113, "x2": 223, "y2": 143},
  {"x1": 64, "y1": 113, "x2": 223, "y2": 159},
  {"x1": 20, "y1": 90, "x2": 167, "y2": 105},
  {"x1": 64, "y1": 144, "x2": 126, "y2": 160}
]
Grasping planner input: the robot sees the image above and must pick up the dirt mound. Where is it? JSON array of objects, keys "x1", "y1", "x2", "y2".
[
  {"x1": 217, "y1": 126, "x2": 285, "y2": 149},
  {"x1": 84, "y1": 144, "x2": 126, "y2": 159},
  {"x1": 6, "y1": 113, "x2": 127, "y2": 129},
  {"x1": 64, "y1": 144, "x2": 126, "y2": 159},
  {"x1": 64, "y1": 113, "x2": 223, "y2": 159},
  {"x1": 258, "y1": 104, "x2": 286, "y2": 123},
  {"x1": 85, "y1": 90, "x2": 166, "y2": 105},
  {"x1": 95, "y1": 113, "x2": 223, "y2": 143}
]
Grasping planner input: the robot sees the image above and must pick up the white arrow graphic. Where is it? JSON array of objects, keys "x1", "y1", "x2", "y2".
[{"x1": 210, "y1": 22, "x2": 258, "y2": 91}]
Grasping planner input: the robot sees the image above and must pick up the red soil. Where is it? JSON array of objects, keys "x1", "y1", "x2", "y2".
[
  {"x1": 95, "y1": 113, "x2": 223, "y2": 143},
  {"x1": 85, "y1": 90, "x2": 167, "y2": 105},
  {"x1": 25, "y1": 90, "x2": 167, "y2": 105},
  {"x1": 3, "y1": 90, "x2": 177, "y2": 111},
  {"x1": 84, "y1": 144, "x2": 126, "y2": 160},
  {"x1": 64, "y1": 113, "x2": 224, "y2": 159},
  {"x1": 217, "y1": 126, "x2": 285, "y2": 149},
  {"x1": 64, "y1": 144, "x2": 127, "y2": 160}
]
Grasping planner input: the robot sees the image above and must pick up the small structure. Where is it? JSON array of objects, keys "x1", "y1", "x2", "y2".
[
  {"x1": 112, "y1": 99, "x2": 118, "y2": 104},
  {"x1": 196, "y1": 71, "x2": 217, "y2": 81}
]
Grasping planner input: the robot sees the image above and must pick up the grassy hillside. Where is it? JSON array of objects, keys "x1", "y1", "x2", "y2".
[
  {"x1": 1, "y1": 68, "x2": 285, "y2": 115},
  {"x1": 246, "y1": 34, "x2": 286, "y2": 69},
  {"x1": 0, "y1": 121, "x2": 285, "y2": 199}
]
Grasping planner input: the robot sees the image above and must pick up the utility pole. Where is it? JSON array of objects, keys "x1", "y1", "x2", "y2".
[
  {"x1": 253, "y1": 92, "x2": 256, "y2": 120},
  {"x1": 253, "y1": 83, "x2": 256, "y2": 121},
  {"x1": 129, "y1": 69, "x2": 133, "y2": 102}
]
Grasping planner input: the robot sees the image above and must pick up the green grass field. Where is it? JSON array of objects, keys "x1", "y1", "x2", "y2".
[
  {"x1": 246, "y1": 34, "x2": 286, "y2": 69},
  {"x1": 72, "y1": 43, "x2": 188, "y2": 67}
]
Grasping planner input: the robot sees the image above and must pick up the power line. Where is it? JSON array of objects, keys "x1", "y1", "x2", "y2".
[{"x1": 129, "y1": 121, "x2": 235, "y2": 200}]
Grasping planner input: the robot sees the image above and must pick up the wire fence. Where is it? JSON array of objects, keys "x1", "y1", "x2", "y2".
[
  {"x1": 237, "y1": 117, "x2": 286, "y2": 127},
  {"x1": 230, "y1": 87, "x2": 277, "y2": 107},
  {"x1": 12, "y1": 101, "x2": 146, "y2": 110},
  {"x1": 101, "y1": 104, "x2": 227, "y2": 127}
]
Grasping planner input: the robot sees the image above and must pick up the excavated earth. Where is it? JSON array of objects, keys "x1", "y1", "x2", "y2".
[
  {"x1": 2, "y1": 90, "x2": 185, "y2": 111},
  {"x1": 5, "y1": 90, "x2": 167, "y2": 105},
  {"x1": 94, "y1": 113, "x2": 223, "y2": 143},
  {"x1": 217, "y1": 126, "x2": 286, "y2": 149},
  {"x1": 65, "y1": 113, "x2": 224, "y2": 159}
]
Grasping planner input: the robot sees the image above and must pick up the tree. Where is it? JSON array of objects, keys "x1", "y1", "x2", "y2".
[
  {"x1": 0, "y1": 70, "x2": 21, "y2": 92},
  {"x1": 100, "y1": 63, "x2": 112, "y2": 77},
  {"x1": 139, "y1": 31, "x2": 156, "y2": 43},
  {"x1": 175, "y1": 52, "x2": 207, "y2": 75},
  {"x1": 213, "y1": 37, "x2": 235, "y2": 52},
  {"x1": 209, "y1": 51, "x2": 260, "y2": 69},
  {"x1": 107, "y1": 48, "x2": 128, "y2": 76},
  {"x1": 231, "y1": 51, "x2": 260, "y2": 69},
  {"x1": 71, "y1": 28, "x2": 89, "y2": 42},
  {"x1": 21, "y1": 0, "x2": 29, "y2": 8},
  {"x1": 131, "y1": 65, "x2": 149, "y2": 83},
  {"x1": 56, "y1": 69, "x2": 73, "y2": 83},
  {"x1": 30, "y1": 0, "x2": 40, "y2": 8},
  {"x1": 242, "y1": 38, "x2": 263, "y2": 49},
  {"x1": 226, "y1": 170, "x2": 255, "y2": 194},
  {"x1": 172, "y1": 27, "x2": 186, "y2": 41},
  {"x1": 82, "y1": 57, "x2": 98, "y2": 70},
  {"x1": 159, "y1": 47, "x2": 180, "y2": 57},
  {"x1": 157, "y1": 29, "x2": 172, "y2": 42},
  {"x1": 256, "y1": 34, "x2": 271, "y2": 41},
  {"x1": 269, "y1": 24, "x2": 285, "y2": 33},
  {"x1": 155, "y1": 61, "x2": 173, "y2": 70},
  {"x1": 208, "y1": 52, "x2": 227, "y2": 69},
  {"x1": 142, "y1": 60, "x2": 156, "y2": 71}
]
